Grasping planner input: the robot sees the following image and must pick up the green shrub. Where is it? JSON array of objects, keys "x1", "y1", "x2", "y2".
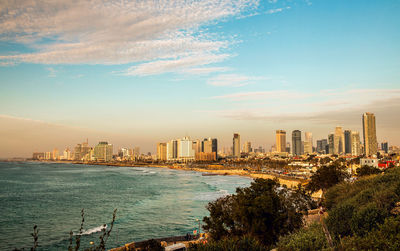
[
  {"x1": 341, "y1": 216, "x2": 400, "y2": 250},
  {"x1": 325, "y1": 203, "x2": 354, "y2": 239},
  {"x1": 188, "y1": 235, "x2": 265, "y2": 251},
  {"x1": 277, "y1": 223, "x2": 329, "y2": 251}
]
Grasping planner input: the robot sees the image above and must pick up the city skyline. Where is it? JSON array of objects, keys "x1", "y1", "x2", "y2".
[{"x1": 1, "y1": 0, "x2": 400, "y2": 157}]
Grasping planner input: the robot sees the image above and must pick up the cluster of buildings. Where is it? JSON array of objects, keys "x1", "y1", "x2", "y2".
[
  {"x1": 272, "y1": 112, "x2": 382, "y2": 157},
  {"x1": 32, "y1": 139, "x2": 144, "y2": 162},
  {"x1": 33, "y1": 112, "x2": 399, "y2": 166},
  {"x1": 156, "y1": 112, "x2": 397, "y2": 163},
  {"x1": 157, "y1": 137, "x2": 218, "y2": 162}
]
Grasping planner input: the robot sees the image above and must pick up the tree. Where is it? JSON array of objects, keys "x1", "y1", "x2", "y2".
[
  {"x1": 306, "y1": 164, "x2": 349, "y2": 193},
  {"x1": 202, "y1": 179, "x2": 312, "y2": 247},
  {"x1": 356, "y1": 165, "x2": 382, "y2": 177}
]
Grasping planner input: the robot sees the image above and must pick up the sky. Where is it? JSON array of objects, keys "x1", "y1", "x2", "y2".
[{"x1": 0, "y1": 0, "x2": 399, "y2": 157}]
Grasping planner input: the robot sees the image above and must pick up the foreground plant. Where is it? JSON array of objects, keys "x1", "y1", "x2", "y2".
[{"x1": 15, "y1": 209, "x2": 117, "y2": 251}]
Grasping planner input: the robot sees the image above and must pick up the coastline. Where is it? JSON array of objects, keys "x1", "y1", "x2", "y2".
[{"x1": 8, "y1": 160, "x2": 304, "y2": 188}]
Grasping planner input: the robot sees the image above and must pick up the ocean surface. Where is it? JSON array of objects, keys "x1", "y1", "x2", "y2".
[{"x1": 0, "y1": 161, "x2": 252, "y2": 250}]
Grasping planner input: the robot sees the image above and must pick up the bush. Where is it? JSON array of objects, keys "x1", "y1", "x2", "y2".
[
  {"x1": 325, "y1": 203, "x2": 354, "y2": 239},
  {"x1": 202, "y1": 179, "x2": 313, "y2": 247},
  {"x1": 188, "y1": 235, "x2": 265, "y2": 251},
  {"x1": 340, "y1": 216, "x2": 400, "y2": 250},
  {"x1": 350, "y1": 202, "x2": 386, "y2": 236},
  {"x1": 324, "y1": 168, "x2": 400, "y2": 241},
  {"x1": 277, "y1": 223, "x2": 329, "y2": 251},
  {"x1": 356, "y1": 165, "x2": 382, "y2": 177}
]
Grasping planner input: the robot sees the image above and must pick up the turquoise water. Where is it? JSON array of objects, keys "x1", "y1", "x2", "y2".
[{"x1": 0, "y1": 162, "x2": 252, "y2": 250}]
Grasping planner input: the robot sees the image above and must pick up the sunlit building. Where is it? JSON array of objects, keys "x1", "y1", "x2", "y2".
[
  {"x1": 276, "y1": 130, "x2": 286, "y2": 153},
  {"x1": 334, "y1": 126, "x2": 344, "y2": 155},
  {"x1": 167, "y1": 139, "x2": 178, "y2": 161},
  {"x1": 304, "y1": 132, "x2": 313, "y2": 154},
  {"x1": 233, "y1": 133, "x2": 241, "y2": 158},
  {"x1": 363, "y1": 112, "x2": 378, "y2": 156},
  {"x1": 94, "y1": 141, "x2": 113, "y2": 162},
  {"x1": 351, "y1": 131, "x2": 361, "y2": 156},
  {"x1": 157, "y1": 143, "x2": 167, "y2": 161},
  {"x1": 243, "y1": 141, "x2": 252, "y2": 153},
  {"x1": 177, "y1": 136, "x2": 195, "y2": 162}
]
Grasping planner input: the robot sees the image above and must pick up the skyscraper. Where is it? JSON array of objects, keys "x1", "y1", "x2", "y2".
[
  {"x1": 334, "y1": 126, "x2": 345, "y2": 155},
  {"x1": 363, "y1": 112, "x2": 378, "y2": 156},
  {"x1": 351, "y1": 131, "x2": 361, "y2": 156},
  {"x1": 243, "y1": 141, "x2": 252, "y2": 153},
  {"x1": 292, "y1": 130, "x2": 302, "y2": 156},
  {"x1": 328, "y1": 133, "x2": 335, "y2": 155},
  {"x1": 201, "y1": 137, "x2": 218, "y2": 160},
  {"x1": 233, "y1": 133, "x2": 241, "y2": 158},
  {"x1": 192, "y1": 140, "x2": 201, "y2": 154},
  {"x1": 316, "y1": 139, "x2": 328, "y2": 154},
  {"x1": 276, "y1": 130, "x2": 286, "y2": 153},
  {"x1": 304, "y1": 132, "x2": 313, "y2": 154},
  {"x1": 167, "y1": 139, "x2": 178, "y2": 160},
  {"x1": 381, "y1": 141, "x2": 388, "y2": 153},
  {"x1": 344, "y1": 130, "x2": 352, "y2": 154}
]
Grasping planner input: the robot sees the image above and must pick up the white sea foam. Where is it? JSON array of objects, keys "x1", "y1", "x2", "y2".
[{"x1": 75, "y1": 224, "x2": 107, "y2": 235}]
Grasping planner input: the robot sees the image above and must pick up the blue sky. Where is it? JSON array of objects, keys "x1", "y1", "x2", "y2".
[{"x1": 0, "y1": 0, "x2": 399, "y2": 157}]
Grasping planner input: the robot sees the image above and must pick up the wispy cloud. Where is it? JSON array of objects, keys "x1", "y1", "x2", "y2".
[
  {"x1": 266, "y1": 6, "x2": 291, "y2": 14},
  {"x1": 122, "y1": 53, "x2": 231, "y2": 76},
  {"x1": 206, "y1": 88, "x2": 400, "y2": 122},
  {"x1": 207, "y1": 74, "x2": 267, "y2": 87},
  {"x1": 0, "y1": 0, "x2": 259, "y2": 75}
]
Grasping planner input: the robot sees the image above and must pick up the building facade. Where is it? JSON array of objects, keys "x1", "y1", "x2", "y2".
[
  {"x1": 157, "y1": 143, "x2": 167, "y2": 161},
  {"x1": 351, "y1": 131, "x2": 361, "y2": 156},
  {"x1": 233, "y1": 133, "x2": 241, "y2": 158},
  {"x1": 363, "y1": 112, "x2": 378, "y2": 156},
  {"x1": 94, "y1": 141, "x2": 113, "y2": 162},
  {"x1": 344, "y1": 130, "x2": 352, "y2": 154},
  {"x1": 276, "y1": 130, "x2": 286, "y2": 153}
]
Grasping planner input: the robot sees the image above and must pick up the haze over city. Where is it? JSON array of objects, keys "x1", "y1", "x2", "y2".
[{"x1": 1, "y1": 0, "x2": 399, "y2": 158}]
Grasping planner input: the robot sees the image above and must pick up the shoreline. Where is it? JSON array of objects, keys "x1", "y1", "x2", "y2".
[{"x1": 3, "y1": 160, "x2": 304, "y2": 188}]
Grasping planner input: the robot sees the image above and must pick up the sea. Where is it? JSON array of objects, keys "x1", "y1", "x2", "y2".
[{"x1": 0, "y1": 161, "x2": 252, "y2": 250}]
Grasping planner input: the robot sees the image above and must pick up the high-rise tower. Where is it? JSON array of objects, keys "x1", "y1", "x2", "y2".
[
  {"x1": 233, "y1": 133, "x2": 241, "y2": 158},
  {"x1": 362, "y1": 112, "x2": 378, "y2": 156},
  {"x1": 276, "y1": 130, "x2": 286, "y2": 153},
  {"x1": 292, "y1": 130, "x2": 302, "y2": 156}
]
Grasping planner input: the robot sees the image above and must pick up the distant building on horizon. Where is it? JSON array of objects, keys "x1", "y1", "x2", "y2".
[
  {"x1": 351, "y1": 131, "x2": 361, "y2": 156},
  {"x1": 276, "y1": 130, "x2": 286, "y2": 153},
  {"x1": 233, "y1": 133, "x2": 241, "y2": 158},
  {"x1": 344, "y1": 130, "x2": 352, "y2": 154},
  {"x1": 167, "y1": 139, "x2": 178, "y2": 161},
  {"x1": 74, "y1": 139, "x2": 91, "y2": 161},
  {"x1": 292, "y1": 130, "x2": 302, "y2": 156},
  {"x1": 94, "y1": 141, "x2": 113, "y2": 162},
  {"x1": 177, "y1": 136, "x2": 195, "y2": 162},
  {"x1": 334, "y1": 126, "x2": 344, "y2": 155},
  {"x1": 381, "y1": 141, "x2": 388, "y2": 154},
  {"x1": 328, "y1": 133, "x2": 335, "y2": 155},
  {"x1": 304, "y1": 132, "x2": 313, "y2": 154},
  {"x1": 157, "y1": 143, "x2": 167, "y2": 161},
  {"x1": 242, "y1": 141, "x2": 252, "y2": 153},
  {"x1": 316, "y1": 139, "x2": 328, "y2": 154},
  {"x1": 363, "y1": 112, "x2": 378, "y2": 156}
]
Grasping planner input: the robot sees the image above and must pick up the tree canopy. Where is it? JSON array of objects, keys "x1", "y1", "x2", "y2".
[
  {"x1": 306, "y1": 164, "x2": 349, "y2": 193},
  {"x1": 202, "y1": 178, "x2": 313, "y2": 247}
]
